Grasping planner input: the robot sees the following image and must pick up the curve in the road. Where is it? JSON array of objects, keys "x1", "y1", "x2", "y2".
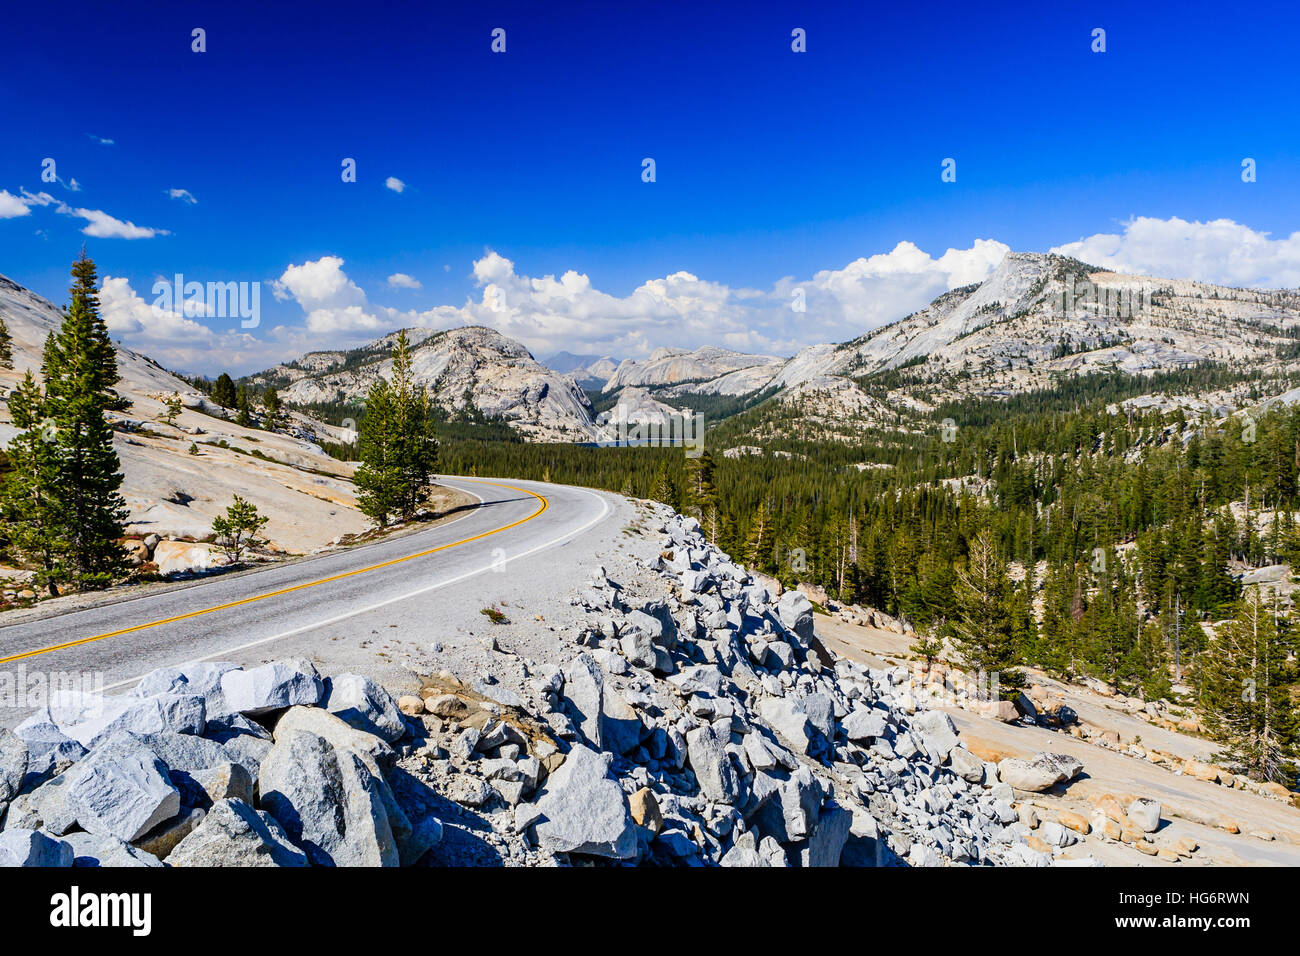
[{"x1": 0, "y1": 478, "x2": 557, "y2": 668}]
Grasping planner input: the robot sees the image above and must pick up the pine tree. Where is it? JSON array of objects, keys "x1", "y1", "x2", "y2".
[
  {"x1": 353, "y1": 331, "x2": 438, "y2": 526},
  {"x1": 0, "y1": 315, "x2": 12, "y2": 369},
  {"x1": 743, "y1": 499, "x2": 773, "y2": 570},
  {"x1": 354, "y1": 374, "x2": 401, "y2": 527},
  {"x1": 262, "y1": 387, "x2": 283, "y2": 429},
  {"x1": 951, "y1": 531, "x2": 1025, "y2": 697},
  {"x1": 650, "y1": 462, "x2": 678, "y2": 511},
  {"x1": 1196, "y1": 588, "x2": 1300, "y2": 784},
  {"x1": 212, "y1": 495, "x2": 270, "y2": 564},
  {"x1": 160, "y1": 392, "x2": 183, "y2": 426},
  {"x1": 389, "y1": 330, "x2": 438, "y2": 520},
  {"x1": 685, "y1": 449, "x2": 717, "y2": 515},
  {"x1": 39, "y1": 253, "x2": 128, "y2": 589},
  {"x1": 0, "y1": 372, "x2": 70, "y2": 595},
  {"x1": 910, "y1": 622, "x2": 945, "y2": 674},
  {"x1": 235, "y1": 387, "x2": 252, "y2": 427},
  {"x1": 211, "y1": 372, "x2": 237, "y2": 410}
]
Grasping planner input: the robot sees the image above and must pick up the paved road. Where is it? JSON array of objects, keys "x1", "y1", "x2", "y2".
[{"x1": 0, "y1": 476, "x2": 614, "y2": 728}]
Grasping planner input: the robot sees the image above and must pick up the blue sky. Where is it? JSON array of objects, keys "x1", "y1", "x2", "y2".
[{"x1": 1, "y1": 0, "x2": 1298, "y2": 374}]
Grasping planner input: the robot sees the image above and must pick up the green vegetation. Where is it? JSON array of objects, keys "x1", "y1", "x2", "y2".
[
  {"x1": 353, "y1": 330, "x2": 440, "y2": 526},
  {"x1": 212, "y1": 494, "x2": 270, "y2": 564},
  {"x1": 0, "y1": 253, "x2": 128, "y2": 594}
]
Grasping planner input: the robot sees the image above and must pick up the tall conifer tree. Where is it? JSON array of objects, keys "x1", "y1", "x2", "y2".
[{"x1": 39, "y1": 253, "x2": 127, "y2": 589}]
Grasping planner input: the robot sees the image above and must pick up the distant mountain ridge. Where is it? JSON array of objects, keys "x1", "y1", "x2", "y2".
[{"x1": 252, "y1": 325, "x2": 600, "y2": 441}]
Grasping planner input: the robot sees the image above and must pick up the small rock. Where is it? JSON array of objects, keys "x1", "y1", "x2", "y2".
[
  {"x1": 629, "y1": 787, "x2": 663, "y2": 833},
  {"x1": 1127, "y1": 797, "x2": 1161, "y2": 833}
]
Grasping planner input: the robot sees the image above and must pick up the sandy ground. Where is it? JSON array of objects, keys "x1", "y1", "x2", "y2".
[{"x1": 818, "y1": 615, "x2": 1300, "y2": 866}]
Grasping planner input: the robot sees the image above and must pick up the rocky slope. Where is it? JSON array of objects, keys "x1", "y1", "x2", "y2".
[
  {"x1": 602, "y1": 346, "x2": 783, "y2": 394},
  {"x1": 0, "y1": 274, "x2": 367, "y2": 557},
  {"x1": 0, "y1": 502, "x2": 1102, "y2": 867},
  {"x1": 544, "y1": 352, "x2": 620, "y2": 388},
  {"x1": 254, "y1": 326, "x2": 599, "y2": 442},
  {"x1": 594, "y1": 386, "x2": 687, "y2": 430},
  {"x1": 721, "y1": 253, "x2": 1300, "y2": 443}
]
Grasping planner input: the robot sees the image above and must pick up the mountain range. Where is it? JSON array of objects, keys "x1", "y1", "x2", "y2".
[
  {"x1": 5, "y1": 248, "x2": 1300, "y2": 554},
  {"x1": 244, "y1": 250, "x2": 1300, "y2": 444}
]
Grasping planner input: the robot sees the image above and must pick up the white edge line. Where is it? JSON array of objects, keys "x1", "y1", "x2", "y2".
[{"x1": 99, "y1": 483, "x2": 612, "y2": 694}]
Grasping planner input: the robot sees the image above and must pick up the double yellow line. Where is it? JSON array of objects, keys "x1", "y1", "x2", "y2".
[{"x1": 0, "y1": 480, "x2": 547, "y2": 666}]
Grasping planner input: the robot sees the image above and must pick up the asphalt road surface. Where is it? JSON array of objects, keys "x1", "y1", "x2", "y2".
[{"x1": 0, "y1": 476, "x2": 615, "y2": 728}]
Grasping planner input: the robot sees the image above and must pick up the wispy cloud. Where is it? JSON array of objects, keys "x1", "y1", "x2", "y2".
[
  {"x1": 384, "y1": 176, "x2": 406, "y2": 194},
  {"x1": 167, "y1": 188, "x2": 198, "y2": 205},
  {"x1": 71, "y1": 207, "x2": 168, "y2": 239},
  {"x1": 386, "y1": 272, "x2": 421, "y2": 289},
  {"x1": 86, "y1": 133, "x2": 114, "y2": 146},
  {"x1": 1, "y1": 187, "x2": 168, "y2": 239}
]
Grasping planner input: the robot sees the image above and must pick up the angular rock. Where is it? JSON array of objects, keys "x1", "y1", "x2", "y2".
[
  {"x1": 794, "y1": 693, "x2": 836, "y2": 743},
  {"x1": 750, "y1": 767, "x2": 822, "y2": 843},
  {"x1": 168, "y1": 798, "x2": 309, "y2": 867},
  {"x1": 720, "y1": 829, "x2": 766, "y2": 866},
  {"x1": 743, "y1": 731, "x2": 781, "y2": 771},
  {"x1": 220, "y1": 659, "x2": 324, "y2": 716},
  {"x1": 798, "y1": 801, "x2": 853, "y2": 867},
  {"x1": 323, "y1": 673, "x2": 407, "y2": 743},
  {"x1": 60, "y1": 693, "x2": 207, "y2": 749},
  {"x1": 629, "y1": 787, "x2": 663, "y2": 833},
  {"x1": 776, "y1": 591, "x2": 814, "y2": 641},
  {"x1": 533, "y1": 745, "x2": 637, "y2": 859},
  {"x1": 0, "y1": 730, "x2": 29, "y2": 810},
  {"x1": 130, "y1": 661, "x2": 241, "y2": 717},
  {"x1": 446, "y1": 775, "x2": 492, "y2": 807},
  {"x1": 947, "y1": 746, "x2": 986, "y2": 784},
  {"x1": 997, "y1": 753, "x2": 1083, "y2": 792},
  {"x1": 135, "y1": 805, "x2": 206, "y2": 859},
  {"x1": 273, "y1": 705, "x2": 394, "y2": 766},
  {"x1": 560, "y1": 654, "x2": 643, "y2": 754},
  {"x1": 758, "y1": 697, "x2": 812, "y2": 755},
  {"x1": 667, "y1": 665, "x2": 725, "y2": 697},
  {"x1": 65, "y1": 735, "x2": 181, "y2": 842},
  {"x1": 912, "y1": 710, "x2": 958, "y2": 759},
  {"x1": 190, "y1": 762, "x2": 254, "y2": 807},
  {"x1": 258, "y1": 730, "x2": 398, "y2": 867},
  {"x1": 63, "y1": 832, "x2": 163, "y2": 868},
  {"x1": 686, "y1": 724, "x2": 742, "y2": 804},
  {"x1": 2, "y1": 773, "x2": 78, "y2": 835},
  {"x1": 0, "y1": 828, "x2": 73, "y2": 867},
  {"x1": 842, "y1": 707, "x2": 888, "y2": 742}
]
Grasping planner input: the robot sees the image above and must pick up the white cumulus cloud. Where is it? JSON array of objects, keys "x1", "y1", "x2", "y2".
[
  {"x1": 0, "y1": 190, "x2": 31, "y2": 218},
  {"x1": 385, "y1": 177, "x2": 406, "y2": 193},
  {"x1": 1052, "y1": 217, "x2": 1300, "y2": 289},
  {"x1": 387, "y1": 272, "x2": 421, "y2": 289}
]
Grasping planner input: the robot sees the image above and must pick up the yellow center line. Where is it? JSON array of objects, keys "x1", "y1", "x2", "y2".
[{"x1": 0, "y1": 479, "x2": 547, "y2": 666}]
